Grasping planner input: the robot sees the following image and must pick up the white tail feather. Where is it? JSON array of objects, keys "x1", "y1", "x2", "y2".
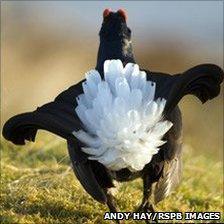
[{"x1": 73, "y1": 60, "x2": 173, "y2": 171}]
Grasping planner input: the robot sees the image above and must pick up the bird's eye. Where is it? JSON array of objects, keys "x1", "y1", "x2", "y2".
[
  {"x1": 103, "y1": 8, "x2": 111, "y2": 19},
  {"x1": 117, "y1": 9, "x2": 127, "y2": 21}
]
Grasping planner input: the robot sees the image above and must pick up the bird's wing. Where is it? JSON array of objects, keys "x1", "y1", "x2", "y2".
[
  {"x1": 164, "y1": 64, "x2": 224, "y2": 114},
  {"x1": 154, "y1": 107, "x2": 183, "y2": 204},
  {"x1": 2, "y1": 80, "x2": 112, "y2": 203},
  {"x1": 154, "y1": 156, "x2": 182, "y2": 204}
]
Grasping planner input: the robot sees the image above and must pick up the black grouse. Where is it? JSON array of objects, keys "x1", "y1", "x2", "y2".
[{"x1": 2, "y1": 9, "x2": 224, "y2": 223}]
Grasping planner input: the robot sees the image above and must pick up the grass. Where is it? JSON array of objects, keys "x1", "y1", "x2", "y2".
[{"x1": 0, "y1": 132, "x2": 223, "y2": 224}]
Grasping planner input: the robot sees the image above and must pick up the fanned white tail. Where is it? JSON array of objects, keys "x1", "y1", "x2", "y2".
[{"x1": 73, "y1": 60, "x2": 173, "y2": 171}]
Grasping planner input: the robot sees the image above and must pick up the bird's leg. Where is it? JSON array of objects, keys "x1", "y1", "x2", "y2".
[
  {"x1": 137, "y1": 175, "x2": 155, "y2": 212},
  {"x1": 104, "y1": 188, "x2": 120, "y2": 224},
  {"x1": 136, "y1": 175, "x2": 157, "y2": 223}
]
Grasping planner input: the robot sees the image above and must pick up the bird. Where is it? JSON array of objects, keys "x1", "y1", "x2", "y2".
[{"x1": 2, "y1": 8, "x2": 224, "y2": 223}]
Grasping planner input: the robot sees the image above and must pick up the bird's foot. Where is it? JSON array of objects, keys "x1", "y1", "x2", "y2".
[
  {"x1": 136, "y1": 202, "x2": 158, "y2": 224},
  {"x1": 136, "y1": 201, "x2": 155, "y2": 212}
]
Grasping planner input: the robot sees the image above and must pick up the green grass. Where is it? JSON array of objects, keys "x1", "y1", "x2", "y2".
[{"x1": 1, "y1": 132, "x2": 223, "y2": 224}]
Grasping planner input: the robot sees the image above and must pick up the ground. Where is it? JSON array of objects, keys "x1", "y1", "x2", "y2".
[{"x1": 1, "y1": 132, "x2": 223, "y2": 224}]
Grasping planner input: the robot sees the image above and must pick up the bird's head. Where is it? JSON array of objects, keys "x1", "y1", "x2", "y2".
[{"x1": 99, "y1": 9, "x2": 131, "y2": 41}]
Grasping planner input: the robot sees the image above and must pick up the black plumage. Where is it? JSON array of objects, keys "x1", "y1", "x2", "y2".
[{"x1": 2, "y1": 9, "x2": 224, "y2": 222}]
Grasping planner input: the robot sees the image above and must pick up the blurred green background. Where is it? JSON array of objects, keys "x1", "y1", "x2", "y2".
[
  {"x1": 1, "y1": 2, "x2": 223, "y2": 223},
  {"x1": 1, "y1": 1, "x2": 223, "y2": 159}
]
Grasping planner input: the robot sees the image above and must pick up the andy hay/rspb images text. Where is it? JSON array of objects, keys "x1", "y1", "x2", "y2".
[{"x1": 104, "y1": 211, "x2": 221, "y2": 221}]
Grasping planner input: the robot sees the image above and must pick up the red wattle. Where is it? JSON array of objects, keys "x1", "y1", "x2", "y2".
[
  {"x1": 118, "y1": 9, "x2": 127, "y2": 21},
  {"x1": 103, "y1": 8, "x2": 111, "y2": 18}
]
